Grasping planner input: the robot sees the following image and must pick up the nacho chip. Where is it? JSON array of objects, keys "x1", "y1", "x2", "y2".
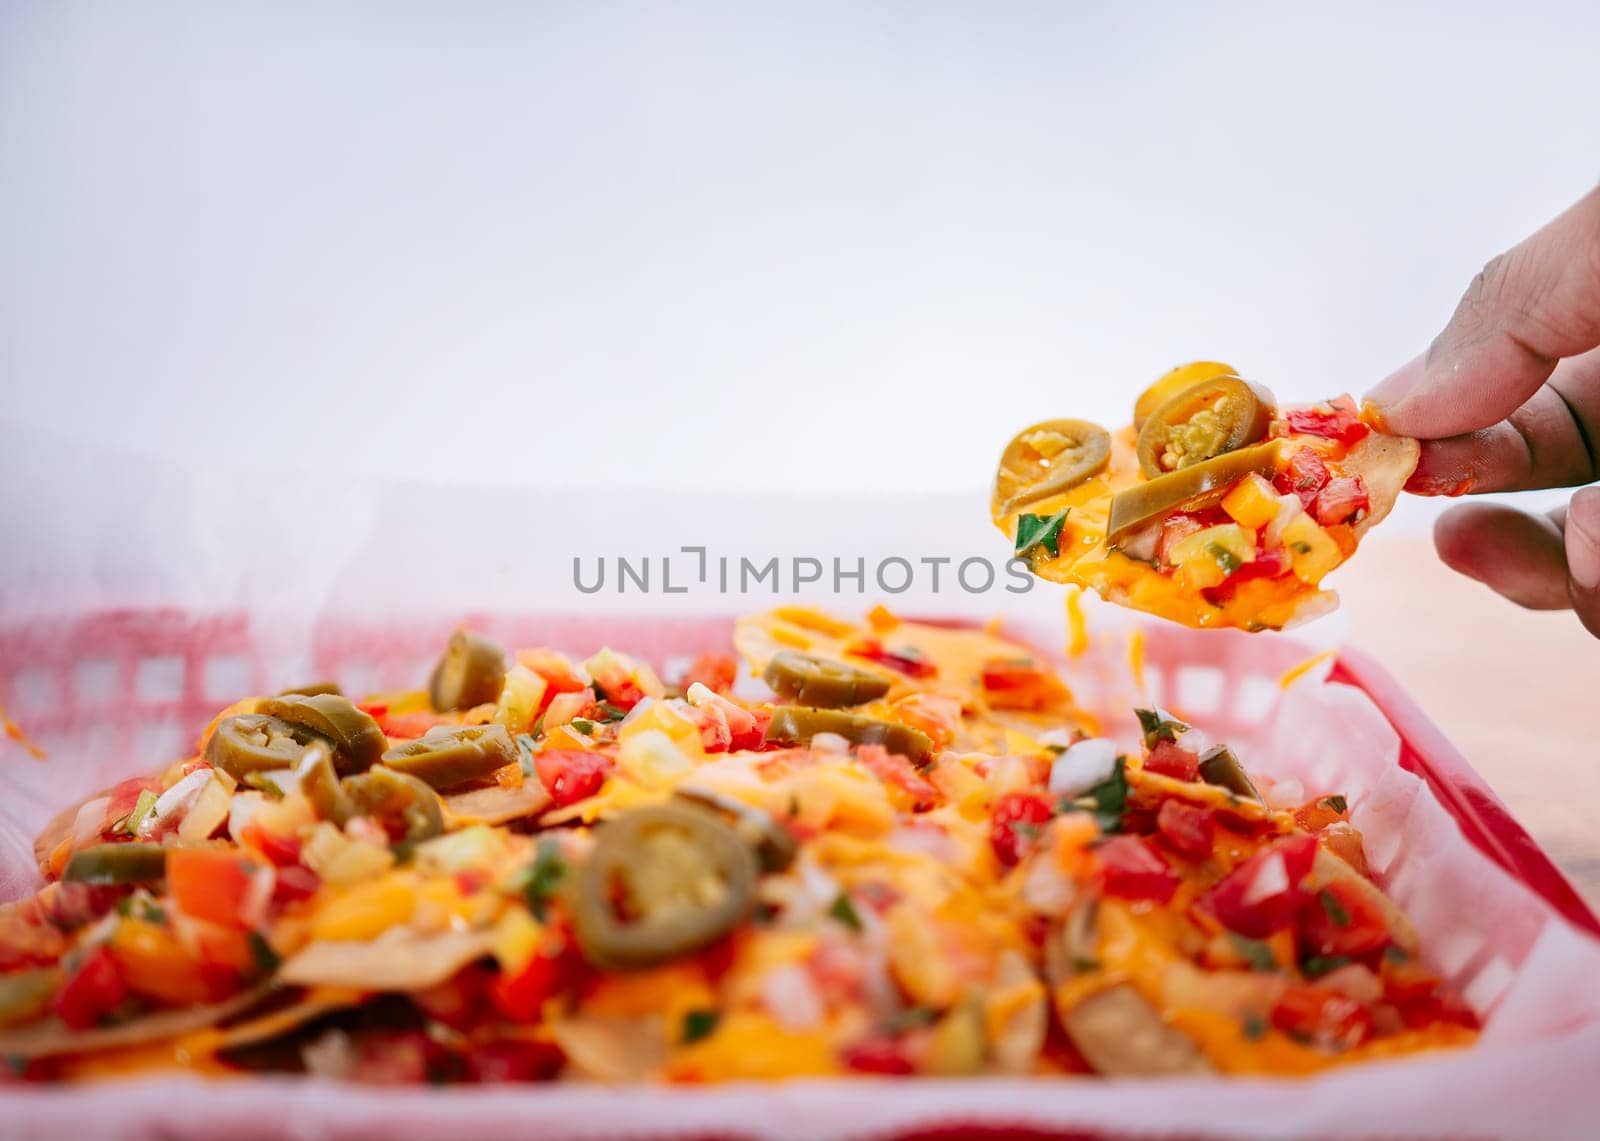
[{"x1": 993, "y1": 373, "x2": 1418, "y2": 631}]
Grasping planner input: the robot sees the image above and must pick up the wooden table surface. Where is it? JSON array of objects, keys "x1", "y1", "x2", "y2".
[{"x1": 1338, "y1": 535, "x2": 1600, "y2": 913}]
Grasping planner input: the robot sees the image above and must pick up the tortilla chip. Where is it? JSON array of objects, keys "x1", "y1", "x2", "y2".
[
  {"x1": 1345, "y1": 432, "x2": 1421, "y2": 538},
  {"x1": 0, "y1": 985, "x2": 272, "y2": 1059},
  {"x1": 277, "y1": 928, "x2": 493, "y2": 992},
  {"x1": 444, "y1": 781, "x2": 552, "y2": 826}
]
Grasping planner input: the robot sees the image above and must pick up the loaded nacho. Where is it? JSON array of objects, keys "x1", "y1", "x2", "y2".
[
  {"x1": 1, "y1": 608, "x2": 1473, "y2": 1082},
  {"x1": 993, "y1": 362, "x2": 1420, "y2": 630}
]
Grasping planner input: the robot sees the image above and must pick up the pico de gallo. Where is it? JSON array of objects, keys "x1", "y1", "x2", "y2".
[
  {"x1": 0, "y1": 607, "x2": 1474, "y2": 1082},
  {"x1": 993, "y1": 362, "x2": 1422, "y2": 631}
]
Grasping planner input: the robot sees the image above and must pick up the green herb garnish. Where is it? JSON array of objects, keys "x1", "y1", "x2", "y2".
[
  {"x1": 1134, "y1": 708, "x2": 1189, "y2": 749},
  {"x1": 1241, "y1": 1012, "x2": 1267, "y2": 1041},
  {"x1": 519, "y1": 839, "x2": 569, "y2": 920},
  {"x1": 1066, "y1": 755, "x2": 1128, "y2": 833},
  {"x1": 596, "y1": 702, "x2": 628, "y2": 723},
  {"x1": 681, "y1": 1009, "x2": 721, "y2": 1044},
  {"x1": 1229, "y1": 934, "x2": 1280, "y2": 972},
  {"x1": 1207, "y1": 542, "x2": 1243, "y2": 576},
  {"x1": 1014, "y1": 509, "x2": 1070, "y2": 561},
  {"x1": 126, "y1": 789, "x2": 159, "y2": 833},
  {"x1": 1301, "y1": 954, "x2": 1352, "y2": 979},
  {"x1": 828, "y1": 892, "x2": 863, "y2": 931},
  {"x1": 1318, "y1": 795, "x2": 1348, "y2": 815},
  {"x1": 514, "y1": 733, "x2": 538, "y2": 778},
  {"x1": 248, "y1": 931, "x2": 281, "y2": 973},
  {"x1": 570, "y1": 718, "x2": 597, "y2": 736},
  {"x1": 1318, "y1": 889, "x2": 1352, "y2": 928}
]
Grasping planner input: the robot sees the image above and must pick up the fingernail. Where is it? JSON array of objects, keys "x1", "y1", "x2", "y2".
[
  {"x1": 1567, "y1": 486, "x2": 1600, "y2": 590},
  {"x1": 1364, "y1": 352, "x2": 1428, "y2": 412}
]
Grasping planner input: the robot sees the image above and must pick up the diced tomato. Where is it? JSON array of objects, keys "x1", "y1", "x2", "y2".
[
  {"x1": 243, "y1": 825, "x2": 304, "y2": 869},
  {"x1": 990, "y1": 793, "x2": 1054, "y2": 868},
  {"x1": 489, "y1": 950, "x2": 577, "y2": 1023},
  {"x1": 890, "y1": 692, "x2": 963, "y2": 749},
  {"x1": 465, "y1": 1038, "x2": 566, "y2": 1083},
  {"x1": 1270, "y1": 984, "x2": 1374, "y2": 1050},
  {"x1": 1143, "y1": 741, "x2": 1199, "y2": 781},
  {"x1": 53, "y1": 946, "x2": 127, "y2": 1030},
  {"x1": 110, "y1": 919, "x2": 240, "y2": 1005},
  {"x1": 841, "y1": 1035, "x2": 917, "y2": 1075},
  {"x1": 515, "y1": 649, "x2": 590, "y2": 715},
  {"x1": 414, "y1": 963, "x2": 494, "y2": 1031},
  {"x1": 371, "y1": 710, "x2": 445, "y2": 740},
  {"x1": 271, "y1": 864, "x2": 320, "y2": 906},
  {"x1": 1094, "y1": 835, "x2": 1180, "y2": 903},
  {"x1": 1157, "y1": 512, "x2": 1211, "y2": 568},
  {"x1": 847, "y1": 639, "x2": 937, "y2": 679},
  {"x1": 856, "y1": 744, "x2": 938, "y2": 811},
  {"x1": 1198, "y1": 833, "x2": 1317, "y2": 938},
  {"x1": 1311, "y1": 475, "x2": 1370, "y2": 526},
  {"x1": 168, "y1": 848, "x2": 262, "y2": 929},
  {"x1": 1318, "y1": 822, "x2": 1369, "y2": 876},
  {"x1": 1156, "y1": 799, "x2": 1216, "y2": 858},
  {"x1": 1201, "y1": 545, "x2": 1293, "y2": 604},
  {"x1": 979, "y1": 659, "x2": 1068, "y2": 712},
  {"x1": 533, "y1": 750, "x2": 613, "y2": 808},
  {"x1": 680, "y1": 653, "x2": 739, "y2": 695},
  {"x1": 1284, "y1": 397, "x2": 1370, "y2": 446},
  {"x1": 585, "y1": 649, "x2": 663, "y2": 712},
  {"x1": 1275, "y1": 448, "x2": 1330, "y2": 508},
  {"x1": 684, "y1": 688, "x2": 769, "y2": 752},
  {"x1": 1297, "y1": 879, "x2": 1391, "y2": 959}
]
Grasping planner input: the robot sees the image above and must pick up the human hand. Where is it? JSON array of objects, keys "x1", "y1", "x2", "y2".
[{"x1": 1363, "y1": 186, "x2": 1600, "y2": 636}]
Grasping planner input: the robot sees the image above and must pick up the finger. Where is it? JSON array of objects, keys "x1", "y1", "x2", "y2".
[
  {"x1": 1433, "y1": 501, "x2": 1571, "y2": 610},
  {"x1": 1565, "y1": 485, "x2": 1600, "y2": 638},
  {"x1": 1404, "y1": 346, "x2": 1600, "y2": 494},
  {"x1": 1366, "y1": 186, "x2": 1600, "y2": 438}
]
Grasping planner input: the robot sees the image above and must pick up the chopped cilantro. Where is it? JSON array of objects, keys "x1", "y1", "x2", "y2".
[
  {"x1": 1070, "y1": 955, "x2": 1101, "y2": 973},
  {"x1": 1291, "y1": 540, "x2": 1312, "y2": 555},
  {"x1": 1319, "y1": 795, "x2": 1348, "y2": 815},
  {"x1": 514, "y1": 733, "x2": 538, "y2": 778},
  {"x1": 1229, "y1": 934, "x2": 1280, "y2": 972},
  {"x1": 1207, "y1": 542, "x2": 1243, "y2": 576},
  {"x1": 1134, "y1": 708, "x2": 1189, "y2": 749},
  {"x1": 519, "y1": 839, "x2": 569, "y2": 920},
  {"x1": 681, "y1": 1009, "x2": 721, "y2": 1044},
  {"x1": 1318, "y1": 889, "x2": 1352, "y2": 928},
  {"x1": 596, "y1": 702, "x2": 628, "y2": 723},
  {"x1": 242, "y1": 773, "x2": 285, "y2": 800},
  {"x1": 1241, "y1": 1012, "x2": 1268, "y2": 1041},
  {"x1": 570, "y1": 718, "x2": 597, "y2": 736},
  {"x1": 1383, "y1": 945, "x2": 1411, "y2": 964},
  {"x1": 1301, "y1": 954, "x2": 1352, "y2": 979},
  {"x1": 884, "y1": 1006, "x2": 937, "y2": 1033},
  {"x1": 828, "y1": 892, "x2": 863, "y2": 931},
  {"x1": 248, "y1": 931, "x2": 281, "y2": 973},
  {"x1": 1014, "y1": 509, "x2": 1070, "y2": 561},
  {"x1": 787, "y1": 794, "x2": 800, "y2": 820},
  {"x1": 1010, "y1": 820, "x2": 1042, "y2": 841},
  {"x1": 1067, "y1": 755, "x2": 1127, "y2": 833}
]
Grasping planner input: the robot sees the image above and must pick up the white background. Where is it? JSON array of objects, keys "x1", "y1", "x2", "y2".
[{"x1": 3, "y1": 1, "x2": 1597, "y2": 520}]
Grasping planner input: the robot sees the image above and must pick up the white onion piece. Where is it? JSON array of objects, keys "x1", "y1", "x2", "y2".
[
  {"x1": 1049, "y1": 738, "x2": 1119, "y2": 798},
  {"x1": 762, "y1": 962, "x2": 826, "y2": 1032},
  {"x1": 71, "y1": 797, "x2": 111, "y2": 848},
  {"x1": 1240, "y1": 851, "x2": 1290, "y2": 906},
  {"x1": 143, "y1": 770, "x2": 211, "y2": 835},
  {"x1": 809, "y1": 732, "x2": 850, "y2": 755},
  {"x1": 1263, "y1": 776, "x2": 1305, "y2": 809}
]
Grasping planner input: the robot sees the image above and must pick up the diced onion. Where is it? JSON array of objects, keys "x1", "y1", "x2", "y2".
[{"x1": 1049, "y1": 738, "x2": 1119, "y2": 798}]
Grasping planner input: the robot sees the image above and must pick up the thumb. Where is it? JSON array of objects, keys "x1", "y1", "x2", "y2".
[
  {"x1": 1366, "y1": 186, "x2": 1600, "y2": 439},
  {"x1": 1565, "y1": 485, "x2": 1600, "y2": 639}
]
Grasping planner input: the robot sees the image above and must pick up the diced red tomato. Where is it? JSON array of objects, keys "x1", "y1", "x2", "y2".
[
  {"x1": 1275, "y1": 448, "x2": 1330, "y2": 508},
  {"x1": 1297, "y1": 879, "x2": 1391, "y2": 959},
  {"x1": 1156, "y1": 799, "x2": 1216, "y2": 858},
  {"x1": 1319, "y1": 822, "x2": 1369, "y2": 875},
  {"x1": 856, "y1": 744, "x2": 938, "y2": 811},
  {"x1": 1270, "y1": 984, "x2": 1374, "y2": 1050},
  {"x1": 680, "y1": 653, "x2": 739, "y2": 695},
  {"x1": 371, "y1": 710, "x2": 446, "y2": 740},
  {"x1": 168, "y1": 848, "x2": 262, "y2": 929},
  {"x1": 515, "y1": 649, "x2": 590, "y2": 716},
  {"x1": 413, "y1": 963, "x2": 494, "y2": 1031},
  {"x1": 683, "y1": 689, "x2": 769, "y2": 752},
  {"x1": 242, "y1": 825, "x2": 303, "y2": 869},
  {"x1": 1284, "y1": 397, "x2": 1370, "y2": 447},
  {"x1": 1311, "y1": 475, "x2": 1370, "y2": 526},
  {"x1": 585, "y1": 649, "x2": 663, "y2": 712},
  {"x1": 1143, "y1": 741, "x2": 1199, "y2": 782},
  {"x1": 990, "y1": 793, "x2": 1054, "y2": 868},
  {"x1": 271, "y1": 864, "x2": 320, "y2": 907},
  {"x1": 464, "y1": 1038, "x2": 566, "y2": 1082},
  {"x1": 533, "y1": 750, "x2": 613, "y2": 809},
  {"x1": 53, "y1": 946, "x2": 127, "y2": 1030},
  {"x1": 841, "y1": 1035, "x2": 917, "y2": 1075},
  {"x1": 1202, "y1": 545, "x2": 1293, "y2": 604},
  {"x1": 1157, "y1": 512, "x2": 1211, "y2": 568},
  {"x1": 847, "y1": 639, "x2": 937, "y2": 679},
  {"x1": 489, "y1": 950, "x2": 575, "y2": 1022},
  {"x1": 1094, "y1": 835, "x2": 1180, "y2": 903},
  {"x1": 979, "y1": 659, "x2": 1068, "y2": 711},
  {"x1": 1198, "y1": 832, "x2": 1317, "y2": 937}
]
